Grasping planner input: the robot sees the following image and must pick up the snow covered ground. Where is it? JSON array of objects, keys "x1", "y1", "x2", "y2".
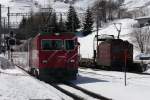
[
  {"x1": 0, "y1": 0, "x2": 150, "y2": 99},
  {"x1": 76, "y1": 68, "x2": 150, "y2": 100},
  {"x1": 0, "y1": 56, "x2": 73, "y2": 100},
  {"x1": 1, "y1": 53, "x2": 150, "y2": 100}
]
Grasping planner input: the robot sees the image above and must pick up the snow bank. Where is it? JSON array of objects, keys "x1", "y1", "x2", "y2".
[
  {"x1": 77, "y1": 68, "x2": 150, "y2": 100},
  {"x1": 0, "y1": 57, "x2": 15, "y2": 70},
  {"x1": 0, "y1": 55, "x2": 72, "y2": 100},
  {"x1": 0, "y1": 71, "x2": 67, "y2": 100}
]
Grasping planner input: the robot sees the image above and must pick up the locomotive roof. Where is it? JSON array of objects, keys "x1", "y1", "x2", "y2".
[
  {"x1": 102, "y1": 39, "x2": 131, "y2": 45},
  {"x1": 40, "y1": 32, "x2": 75, "y2": 35}
]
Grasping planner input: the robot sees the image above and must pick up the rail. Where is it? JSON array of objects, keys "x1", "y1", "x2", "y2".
[
  {"x1": 64, "y1": 82, "x2": 112, "y2": 100},
  {"x1": 16, "y1": 64, "x2": 112, "y2": 100}
]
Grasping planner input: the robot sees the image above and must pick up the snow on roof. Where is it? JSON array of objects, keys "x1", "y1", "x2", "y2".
[{"x1": 135, "y1": 16, "x2": 150, "y2": 20}]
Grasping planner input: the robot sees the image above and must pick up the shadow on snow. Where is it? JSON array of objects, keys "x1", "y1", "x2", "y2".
[{"x1": 71, "y1": 74, "x2": 109, "y2": 84}]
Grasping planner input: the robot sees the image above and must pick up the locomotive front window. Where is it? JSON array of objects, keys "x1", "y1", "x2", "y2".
[
  {"x1": 41, "y1": 40, "x2": 63, "y2": 50},
  {"x1": 65, "y1": 40, "x2": 75, "y2": 50}
]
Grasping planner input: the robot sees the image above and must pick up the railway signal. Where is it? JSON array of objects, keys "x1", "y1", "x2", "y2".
[
  {"x1": 8, "y1": 38, "x2": 16, "y2": 46},
  {"x1": 5, "y1": 31, "x2": 16, "y2": 61}
]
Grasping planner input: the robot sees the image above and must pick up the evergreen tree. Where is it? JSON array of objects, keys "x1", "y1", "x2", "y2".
[
  {"x1": 17, "y1": 10, "x2": 67, "y2": 39},
  {"x1": 16, "y1": 17, "x2": 28, "y2": 39},
  {"x1": 66, "y1": 5, "x2": 80, "y2": 32},
  {"x1": 82, "y1": 8, "x2": 94, "y2": 36},
  {"x1": 19, "y1": 17, "x2": 27, "y2": 29}
]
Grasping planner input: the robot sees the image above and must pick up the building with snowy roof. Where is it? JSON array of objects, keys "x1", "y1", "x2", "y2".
[{"x1": 135, "y1": 16, "x2": 150, "y2": 27}]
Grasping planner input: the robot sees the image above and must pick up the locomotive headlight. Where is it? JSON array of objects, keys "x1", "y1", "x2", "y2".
[
  {"x1": 42, "y1": 60, "x2": 48, "y2": 64},
  {"x1": 70, "y1": 59, "x2": 75, "y2": 63},
  {"x1": 55, "y1": 33, "x2": 60, "y2": 35}
]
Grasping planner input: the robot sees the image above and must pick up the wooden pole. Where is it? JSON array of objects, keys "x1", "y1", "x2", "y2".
[{"x1": 124, "y1": 49, "x2": 127, "y2": 86}]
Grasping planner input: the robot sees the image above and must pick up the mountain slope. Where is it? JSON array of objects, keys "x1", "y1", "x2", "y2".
[
  {"x1": 0, "y1": 0, "x2": 97, "y2": 28},
  {"x1": 124, "y1": 0, "x2": 150, "y2": 11}
]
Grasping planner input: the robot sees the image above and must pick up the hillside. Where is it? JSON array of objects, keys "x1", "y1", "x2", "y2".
[
  {"x1": 0, "y1": 0, "x2": 150, "y2": 59},
  {"x1": 1, "y1": 0, "x2": 150, "y2": 15},
  {"x1": 79, "y1": 18, "x2": 139, "y2": 59},
  {"x1": 0, "y1": 0, "x2": 97, "y2": 27},
  {"x1": 124, "y1": 0, "x2": 150, "y2": 10}
]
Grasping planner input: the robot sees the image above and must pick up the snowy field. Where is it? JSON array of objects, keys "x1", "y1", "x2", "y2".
[
  {"x1": 0, "y1": 0, "x2": 150, "y2": 100},
  {"x1": 1, "y1": 53, "x2": 150, "y2": 100},
  {"x1": 0, "y1": 56, "x2": 73, "y2": 100},
  {"x1": 77, "y1": 68, "x2": 150, "y2": 100}
]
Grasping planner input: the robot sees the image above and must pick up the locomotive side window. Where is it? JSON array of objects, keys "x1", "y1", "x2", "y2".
[
  {"x1": 41, "y1": 40, "x2": 63, "y2": 50},
  {"x1": 42, "y1": 40, "x2": 51, "y2": 50},
  {"x1": 65, "y1": 40, "x2": 75, "y2": 50}
]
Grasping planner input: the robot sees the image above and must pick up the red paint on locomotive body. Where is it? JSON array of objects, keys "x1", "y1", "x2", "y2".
[
  {"x1": 96, "y1": 39, "x2": 133, "y2": 70},
  {"x1": 29, "y1": 33, "x2": 79, "y2": 80}
]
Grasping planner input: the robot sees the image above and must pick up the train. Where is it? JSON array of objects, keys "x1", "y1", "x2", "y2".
[
  {"x1": 80, "y1": 35, "x2": 146, "y2": 72},
  {"x1": 95, "y1": 38, "x2": 134, "y2": 71},
  {"x1": 14, "y1": 32, "x2": 79, "y2": 81}
]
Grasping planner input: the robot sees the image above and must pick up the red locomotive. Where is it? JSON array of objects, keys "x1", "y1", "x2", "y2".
[{"x1": 28, "y1": 32, "x2": 79, "y2": 80}]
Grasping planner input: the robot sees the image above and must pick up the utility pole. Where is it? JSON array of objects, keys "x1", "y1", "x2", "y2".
[
  {"x1": 3, "y1": 18, "x2": 6, "y2": 56},
  {"x1": 0, "y1": 4, "x2": 2, "y2": 46},
  {"x1": 8, "y1": 7, "x2": 10, "y2": 31},
  {"x1": 0, "y1": 4, "x2": 2, "y2": 30},
  {"x1": 124, "y1": 49, "x2": 127, "y2": 86},
  {"x1": 7, "y1": 7, "x2": 10, "y2": 60},
  {"x1": 96, "y1": 7, "x2": 101, "y2": 54},
  {"x1": 3, "y1": 18, "x2": 6, "y2": 33},
  {"x1": 96, "y1": 14, "x2": 99, "y2": 50}
]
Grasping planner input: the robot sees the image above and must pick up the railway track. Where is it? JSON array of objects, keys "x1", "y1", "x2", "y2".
[
  {"x1": 80, "y1": 66, "x2": 150, "y2": 75},
  {"x1": 15, "y1": 65, "x2": 80, "y2": 100},
  {"x1": 79, "y1": 69, "x2": 122, "y2": 80},
  {"x1": 50, "y1": 82, "x2": 112, "y2": 100},
  {"x1": 16, "y1": 64, "x2": 112, "y2": 100},
  {"x1": 50, "y1": 83, "x2": 85, "y2": 100},
  {"x1": 62, "y1": 82, "x2": 112, "y2": 100},
  {"x1": 79, "y1": 68, "x2": 150, "y2": 81}
]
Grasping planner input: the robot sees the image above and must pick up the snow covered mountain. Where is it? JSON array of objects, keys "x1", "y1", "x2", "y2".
[
  {"x1": 124, "y1": 0, "x2": 150, "y2": 10},
  {"x1": 1, "y1": 0, "x2": 150, "y2": 17},
  {"x1": 0, "y1": 0, "x2": 97, "y2": 27},
  {"x1": 0, "y1": 0, "x2": 97, "y2": 15},
  {"x1": 124, "y1": 0, "x2": 150, "y2": 17}
]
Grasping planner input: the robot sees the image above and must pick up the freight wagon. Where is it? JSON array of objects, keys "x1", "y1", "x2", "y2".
[{"x1": 95, "y1": 39, "x2": 133, "y2": 71}]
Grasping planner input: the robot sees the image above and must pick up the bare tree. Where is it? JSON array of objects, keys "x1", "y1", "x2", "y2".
[
  {"x1": 131, "y1": 26, "x2": 150, "y2": 53},
  {"x1": 92, "y1": 0, "x2": 107, "y2": 23},
  {"x1": 107, "y1": 0, "x2": 118, "y2": 20},
  {"x1": 92, "y1": 0, "x2": 125, "y2": 23}
]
